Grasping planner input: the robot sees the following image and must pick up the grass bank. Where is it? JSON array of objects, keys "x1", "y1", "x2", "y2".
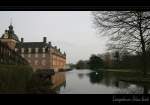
[
  {"x1": 0, "y1": 64, "x2": 33, "y2": 93},
  {"x1": 0, "y1": 65, "x2": 56, "y2": 94}
]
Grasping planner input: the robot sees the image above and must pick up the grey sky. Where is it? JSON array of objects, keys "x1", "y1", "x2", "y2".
[{"x1": 0, "y1": 11, "x2": 108, "y2": 64}]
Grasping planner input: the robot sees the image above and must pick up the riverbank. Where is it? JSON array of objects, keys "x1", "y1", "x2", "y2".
[
  {"x1": 106, "y1": 69, "x2": 136, "y2": 72},
  {"x1": 102, "y1": 69, "x2": 150, "y2": 85},
  {"x1": 92, "y1": 68, "x2": 150, "y2": 74}
]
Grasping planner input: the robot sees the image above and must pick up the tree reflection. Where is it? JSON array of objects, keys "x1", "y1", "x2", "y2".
[
  {"x1": 87, "y1": 70, "x2": 150, "y2": 94},
  {"x1": 50, "y1": 72, "x2": 67, "y2": 94},
  {"x1": 143, "y1": 85, "x2": 148, "y2": 94},
  {"x1": 114, "y1": 81, "x2": 119, "y2": 88},
  {"x1": 114, "y1": 81, "x2": 150, "y2": 94},
  {"x1": 87, "y1": 71, "x2": 104, "y2": 84}
]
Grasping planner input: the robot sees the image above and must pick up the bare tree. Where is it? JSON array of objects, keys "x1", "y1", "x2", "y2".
[{"x1": 92, "y1": 11, "x2": 150, "y2": 75}]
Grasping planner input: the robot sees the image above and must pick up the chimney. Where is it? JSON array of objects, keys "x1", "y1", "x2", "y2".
[
  {"x1": 49, "y1": 42, "x2": 51, "y2": 46},
  {"x1": 64, "y1": 52, "x2": 66, "y2": 56},
  {"x1": 43, "y1": 37, "x2": 47, "y2": 43},
  {"x1": 21, "y1": 38, "x2": 24, "y2": 43}
]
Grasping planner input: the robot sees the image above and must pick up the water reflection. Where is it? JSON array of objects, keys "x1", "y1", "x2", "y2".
[
  {"x1": 50, "y1": 72, "x2": 66, "y2": 93},
  {"x1": 49, "y1": 69, "x2": 150, "y2": 94},
  {"x1": 115, "y1": 82, "x2": 150, "y2": 94},
  {"x1": 87, "y1": 71, "x2": 103, "y2": 84},
  {"x1": 78, "y1": 73, "x2": 84, "y2": 79}
]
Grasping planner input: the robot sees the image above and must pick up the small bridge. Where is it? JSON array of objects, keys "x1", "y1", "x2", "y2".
[{"x1": 0, "y1": 41, "x2": 28, "y2": 65}]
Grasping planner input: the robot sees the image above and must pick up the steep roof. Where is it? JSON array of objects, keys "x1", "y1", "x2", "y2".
[
  {"x1": 17, "y1": 42, "x2": 49, "y2": 48},
  {"x1": 15, "y1": 42, "x2": 50, "y2": 54}
]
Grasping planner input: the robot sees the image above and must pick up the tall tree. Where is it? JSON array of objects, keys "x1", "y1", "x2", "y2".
[
  {"x1": 92, "y1": 11, "x2": 150, "y2": 75},
  {"x1": 88, "y1": 55, "x2": 104, "y2": 70},
  {"x1": 76, "y1": 60, "x2": 88, "y2": 69}
]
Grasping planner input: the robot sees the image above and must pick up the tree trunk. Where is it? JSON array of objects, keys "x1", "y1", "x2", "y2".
[{"x1": 138, "y1": 12, "x2": 147, "y2": 76}]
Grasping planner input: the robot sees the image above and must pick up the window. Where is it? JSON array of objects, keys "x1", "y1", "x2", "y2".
[
  {"x1": 21, "y1": 54, "x2": 24, "y2": 58},
  {"x1": 42, "y1": 60, "x2": 46, "y2": 66},
  {"x1": 53, "y1": 61, "x2": 56, "y2": 66},
  {"x1": 42, "y1": 54, "x2": 46, "y2": 58},
  {"x1": 28, "y1": 48, "x2": 31, "y2": 53},
  {"x1": 42, "y1": 48, "x2": 45, "y2": 53},
  {"x1": 28, "y1": 54, "x2": 31, "y2": 58},
  {"x1": 35, "y1": 60, "x2": 38, "y2": 65},
  {"x1": 15, "y1": 48, "x2": 18, "y2": 52},
  {"x1": 35, "y1": 54, "x2": 38, "y2": 58},
  {"x1": 35, "y1": 48, "x2": 39, "y2": 53},
  {"x1": 21, "y1": 48, "x2": 24, "y2": 53}
]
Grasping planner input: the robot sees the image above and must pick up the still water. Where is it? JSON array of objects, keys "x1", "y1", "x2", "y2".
[{"x1": 50, "y1": 69, "x2": 150, "y2": 94}]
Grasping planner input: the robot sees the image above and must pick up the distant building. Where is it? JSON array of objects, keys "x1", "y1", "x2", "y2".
[{"x1": 0, "y1": 24, "x2": 66, "y2": 71}]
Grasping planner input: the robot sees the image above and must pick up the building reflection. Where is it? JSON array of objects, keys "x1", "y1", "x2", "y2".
[{"x1": 50, "y1": 72, "x2": 66, "y2": 91}]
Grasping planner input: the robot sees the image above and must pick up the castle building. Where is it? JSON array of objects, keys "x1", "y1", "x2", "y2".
[{"x1": 0, "y1": 24, "x2": 66, "y2": 71}]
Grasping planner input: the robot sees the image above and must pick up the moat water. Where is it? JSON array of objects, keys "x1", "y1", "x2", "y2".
[{"x1": 50, "y1": 69, "x2": 150, "y2": 94}]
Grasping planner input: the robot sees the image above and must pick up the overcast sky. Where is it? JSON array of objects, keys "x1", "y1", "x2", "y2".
[{"x1": 0, "y1": 11, "x2": 108, "y2": 64}]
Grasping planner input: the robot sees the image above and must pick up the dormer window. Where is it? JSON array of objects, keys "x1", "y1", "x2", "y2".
[{"x1": 4, "y1": 33, "x2": 8, "y2": 39}]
